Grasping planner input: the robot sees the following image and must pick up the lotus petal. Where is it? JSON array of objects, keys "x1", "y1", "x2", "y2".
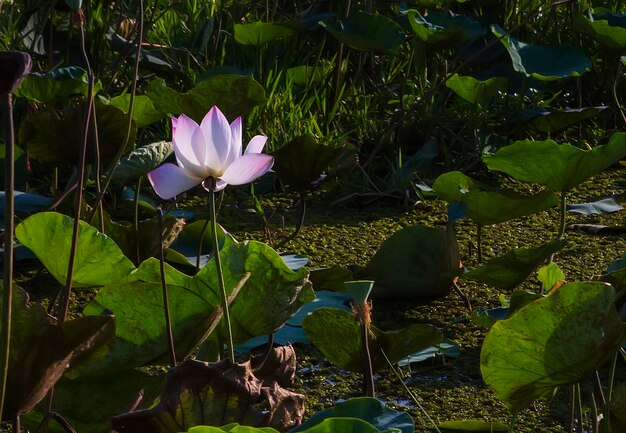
[
  {"x1": 172, "y1": 114, "x2": 202, "y2": 172},
  {"x1": 147, "y1": 163, "x2": 201, "y2": 199},
  {"x1": 200, "y1": 106, "x2": 232, "y2": 172},
  {"x1": 220, "y1": 153, "x2": 274, "y2": 186},
  {"x1": 245, "y1": 135, "x2": 267, "y2": 154}
]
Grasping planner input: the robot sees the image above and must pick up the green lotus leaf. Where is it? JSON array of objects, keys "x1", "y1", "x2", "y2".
[
  {"x1": 517, "y1": 107, "x2": 605, "y2": 133},
  {"x1": 302, "y1": 307, "x2": 442, "y2": 372},
  {"x1": 291, "y1": 397, "x2": 413, "y2": 433},
  {"x1": 480, "y1": 282, "x2": 626, "y2": 414},
  {"x1": 446, "y1": 74, "x2": 508, "y2": 104},
  {"x1": 432, "y1": 171, "x2": 558, "y2": 225},
  {"x1": 407, "y1": 10, "x2": 485, "y2": 45},
  {"x1": 364, "y1": 225, "x2": 461, "y2": 299},
  {"x1": 273, "y1": 134, "x2": 344, "y2": 192},
  {"x1": 84, "y1": 241, "x2": 313, "y2": 370},
  {"x1": 14, "y1": 66, "x2": 101, "y2": 105},
  {"x1": 234, "y1": 22, "x2": 295, "y2": 45},
  {"x1": 112, "y1": 140, "x2": 173, "y2": 181},
  {"x1": 464, "y1": 240, "x2": 565, "y2": 291},
  {"x1": 287, "y1": 63, "x2": 334, "y2": 85},
  {"x1": 320, "y1": 12, "x2": 404, "y2": 54},
  {"x1": 103, "y1": 94, "x2": 164, "y2": 128},
  {"x1": 15, "y1": 212, "x2": 136, "y2": 287},
  {"x1": 574, "y1": 9, "x2": 626, "y2": 49},
  {"x1": 2, "y1": 285, "x2": 115, "y2": 419},
  {"x1": 492, "y1": 24, "x2": 591, "y2": 81},
  {"x1": 147, "y1": 75, "x2": 266, "y2": 122},
  {"x1": 23, "y1": 368, "x2": 163, "y2": 433},
  {"x1": 483, "y1": 133, "x2": 626, "y2": 192},
  {"x1": 19, "y1": 98, "x2": 136, "y2": 165}
]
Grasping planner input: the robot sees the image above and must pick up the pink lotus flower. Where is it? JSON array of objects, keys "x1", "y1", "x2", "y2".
[{"x1": 148, "y1": 106, "x2": 274, "y2": 199}]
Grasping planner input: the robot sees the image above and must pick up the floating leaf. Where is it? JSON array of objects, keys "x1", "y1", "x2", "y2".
[
  {"x1": 2, "y1": 286, "x2": 114, "y2": 419},
  {"x1": 237, "y1": 290, "x2": 352, "y2": 352},
  {"x1": 103, "y1": 94, "x2": 164, "y2": 128},
  {"x1": 575, "y1": 9, "x2": 626, "y2": 49},
  {"x1": 492, "y1": 25, "x2": 591, "y2": 81},
  {"x1": 273, "y1": 134, "x2": 344, "y2": 192},
  {"x1": 0, "y1": 191, "x2": 53, "y2": 229},
  {"x1": 321, "y1": 12, "x2": 404, "y2": 54},
  {"x1": 566, "y1": 198, "x2": 623, "y2": 215},
  {"x1": 397, "y1": 338, "x2": 461, "y2": 366},
  {"x1": 290, "y1": 397, "x2": 414, "y2": 433},
  {"x1": 234, "y1": 22, "x2": 295, "y2": 45},
  {"x1": 517, "y1": 107, "x2": 605, "y2": 133},
  {"x1": 464, "y1": 240, "x2": 565, "y2": 291},
  {"x1": 111, "y1": 358, "x2": 305, "y2": 432},
  {"x1": 147, "y1": 76, "x2": 265, "y2": 122},
  {"x1": 302, "y1": 307, "x2": 442, "y2": 372},
  {"x1": 481, "y1": 282, "x2": 626, "y2": 413},
  {"x1": 15, "y1": 212, "x2": 136, "y2": 287},
  {"x1": 407, "y1": 10, "x2": 485, "y2": 45},
  {"x1": 432, "y1": 171, "x2": 558, "y2": 225},
  {"x1": 446, "y1": 74, "x2": 508, "y2": 104},
  {"x1": 364, "y1": 225, "x2": 460, "y2": 299},
  {"x1": 483, "y1": 133, "x2": 626, "y2": 192}
]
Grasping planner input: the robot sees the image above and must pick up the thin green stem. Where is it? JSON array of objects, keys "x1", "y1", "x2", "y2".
[
  {"x1": 157, "y1": 208, "x2": 176, "y2": 367},
  {"x1": 209, "y1": 187, "x2": 235, "y2": 361},
  {"x1": 558, "y1": 192, "x2": 567, "y2": 239},
  {"x1": 360, "y1": 319, "x2": 375, "y2": 397},
  {"x1": 196, "y1": 219, "x2": 210, "y2": 271},
  {"x1": 133, "y1": 176, "x2": 142, "y2": 265},
  {"x1": 0, "y1": 92, "x2": 15, "y2": 421},
  {"x1": 508, "y1": 414, "x2": 517, "y2": 433}
]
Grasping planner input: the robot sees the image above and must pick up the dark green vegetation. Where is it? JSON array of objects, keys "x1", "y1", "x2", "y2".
[{"x1": 2, "y1": 1, "x2": 626, "y2": 433}]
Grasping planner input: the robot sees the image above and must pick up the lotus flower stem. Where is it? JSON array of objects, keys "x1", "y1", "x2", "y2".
[
  {"x1": 208, "y1": 181, "x2": 235, "y2": 361},
  {"x1": 558, "y1": 192, "x2": 567, "y2": 239},
  {"x1": 352, "y1": 301, "x2": 375, "y2": 397},
  {"x1": 0, "y1": 90, "x2": 15, "y2": 424},
  {"x1": 0, "y1": 50, "x2": 31, "y2": 421},
  {"x1": 134, "y1": 176, "x2": 142, "y2": 264},
  {"x1": 197, "y1": 218, "x2": 210, "y2": 271},
  {"x1": 158, "y1": 208, "x2": 177, "y2": 367},
  {"x1": 87, "y1": 0, "x2": 144, "y2": 224},
  {"x1": 59, "y1": 13, "x2": 95, "y2": 323}
]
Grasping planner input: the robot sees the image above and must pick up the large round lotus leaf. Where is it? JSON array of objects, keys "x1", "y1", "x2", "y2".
[
  {"x1": 320, "y1": 12, "x2": 404, "y2": 54},
  {"x1": 516, "y1": 107, "x2": 605, "y2": 133},
  {"x1": 15, "y1": 212, "x2": 136, "y2": 287},
  {"x1": 290, "y1": 397, "x2": 413, "y2": 433},
  {"x1": 14, "y1": 66, "x2": 101, "y2": 105},
  {"x1": 480, "y1": 282, "x2": 626, "y2": 414},
  {"x1": 492, "y1": 25, "x2": 591, "y2": 81},
  {"x1": 146, "y1": 75, "x2": 266, "y2": 122},
  {"x1": 463, "y1": 239, "x2": 565, "y2": 291},
  {"x1": 234, "y1": 22, "x2": 295, "y2": 45},
  {"x1": 103, "y1": 94, "x2": 164, "y2": 128},
  {"x1": 85, "y1": 241, "x2": 313, "y2": 370},
  {"x1": 364, "y1": 225, "x2": 461, "y2": 299},
  {"x1": 407, "y1": 10, "x2": 485, "y2": 45},
  {"x1": 19, "y1": 98, "x2": 136, "y2": 165},
  {"x1": 296, "y1": 418, "x2": 390, "y2": 433},
  {"x1": 273, "y1": 134, "x2": 344, "y2": 191},
  {"x1": 432, "y1": 171, "x2": 558, "y2": 225},
  {"x1": 445, "y1": 74, "x2": 508, "y2": 104},
  {"x1": 483, "y1": 133, "x2": 626, "y2": 192},
  {"x1": 302, "y1": 307, "x2": 442, "y2": 372},
  {"x1": 575, "y1": 9, "x2": 626, "y2": 49}
]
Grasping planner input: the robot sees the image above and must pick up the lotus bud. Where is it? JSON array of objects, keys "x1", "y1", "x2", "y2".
[{"x1": 0, "y1": 51, "x2": 32, "y2": 95}]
